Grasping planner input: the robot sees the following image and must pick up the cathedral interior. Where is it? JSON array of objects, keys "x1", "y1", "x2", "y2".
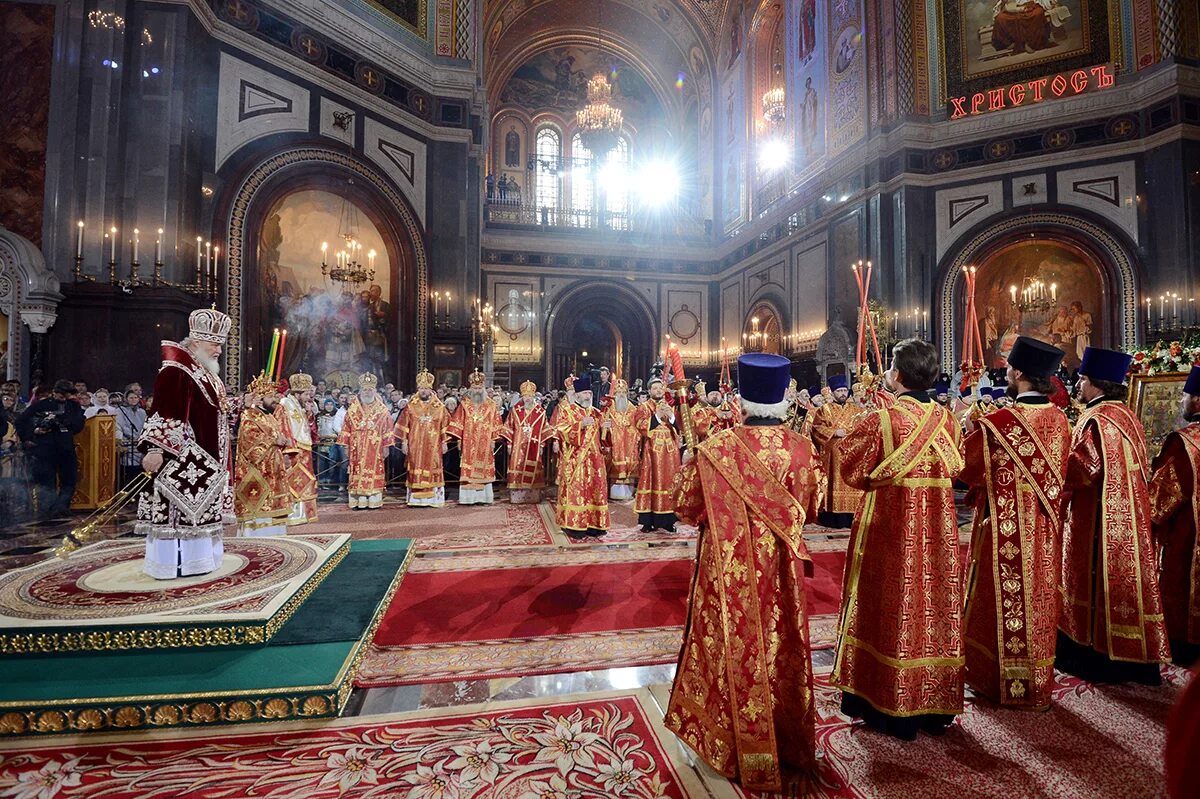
[{"x1": 0, "y1": 0, "x2": 1199, "y2": 794}]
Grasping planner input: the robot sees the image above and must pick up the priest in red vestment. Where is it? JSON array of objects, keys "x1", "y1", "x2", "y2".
[
  {"x1": 961, "y1": 337, "x2": 1070, "y2": 709},
  {"x1": 555, "y1": 375, "x2": 608, "y2": 538},
  {"x1": 667, "y1": 354, "x2": 819, "y2": 793},
  {"x1": 693, "y1": 384, "x2": 739, "y2": 443},
  {"x1": 1150, "y1": 365, "x2": 1200, "y2": 666},
  {"x1": 503, "y1": 381, "x2": 552, "y2": 504},
  {"x1": 1058, "y1": 347, "x2": 1170, "y2": 683},
  {"x1": 234, "y1": 373, "x2": 290, "y2": 537},
  {"x1": 394, "y1": 370, "x2": 449, "y2": 507},
  {"x1": 832, "y1": 338, "x2": 965, "y2": 738},
  {"x1": 633, "y1": 377, "x2": 681, "y2": 532},
  {"x1": 337, "y1": 373, "x2": 394, "y2": 510},
  {"x1": 447, "y1": 370, "x2": 504, "y2": 505},
  {"x1": 137, "y1": 308, "x2": 233, "y2": 579},
  {"x1": 601, "y1": 379, "x2": 640, "y2": 499},
  {"x1": 810, "y1": 374, "x2": 863, "y2": 527}
]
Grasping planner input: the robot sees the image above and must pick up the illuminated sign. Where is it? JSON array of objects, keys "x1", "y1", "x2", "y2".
[{"x1": 950, "y1": 64, "x2": 1115, "y2": 120}]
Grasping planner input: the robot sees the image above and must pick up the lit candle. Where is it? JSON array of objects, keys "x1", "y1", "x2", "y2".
[
  {"x1": 445, "y1": 291, "x2": 452, "y2": 321},
  {"x1": 132, "y1": 228, "x2": 139, "y2": 263},
  {"x1": 1050, "y1": 283, "x2": 1057, "y2": 303},
  {"x1": 1174, "y1": 292, "x2": 1179, "y2": 319},
  {"x1": 433, "y1": 291, "x2": 440, "y2": 316},
  {"x1": 265, "y1": 328, "x2": 280, "y2": 377},
  {"x1": 893, "y1": 312, "x2": 898, "y2": 336},
  {"x1": 196, "y1": 236, "x2": 203, "y2": 278},
  {"x1": 367, "y1": 249, "x2": 375, "y2": 272},
  {"x1": 321, "y1": 241, "x2": 328, "y2": 263},
  {"x1": 155, "y1": 229, "x2": 163, "y2": 263},
  {"x1": 110, "y1": 226, "x2": 117, "y2": 262},
  {"x1": 205, "y1": 241, "x2": 212, "y2": 276},
  {"x1": 1161, "y1": 295, "x2": 1166, "y2": 319},
  {"x1": 1146, "y1": 296, "x2": 1152, "y2": 327},
  {"x1": 212, "y1": 246, "x2": 219, "y2": 289},
  {"x1": 76, "y1": 221, "x2": 84, "y2": 257},
  {"x1": 275, "y1": 329, "x2": 287, "y2": 380},
  {"x1": 922, "y1": 311, "x2": 928, "y2": 338}
]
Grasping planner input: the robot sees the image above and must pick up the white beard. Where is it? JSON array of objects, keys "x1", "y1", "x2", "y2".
[
  {"x1": 575, "y1": 398, "x2": 593, "y2": 409},
  {"x1": 615, "y1": 397, "x2": 629, "y2": 411},
  {"x1": 188, "y1": 347, "x2": 220, "y2": 375}
]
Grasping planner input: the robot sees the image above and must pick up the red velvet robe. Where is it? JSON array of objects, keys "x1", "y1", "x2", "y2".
[
  {"x1": 667, "y1": 424, "x2": 818, "y2": 792},
  {"x1": 961, "y1": 400, "x2": 1070, "y2": 708},
  {"x1": 1150, "y1": 422, "x2": 1200, "y2": 646},
  {"x1": 832, "y1": 395, "x2": 965, "y2": 717},
  {"x1": 1060, "y1": 401, "x2": 1170, "y2": 665}
]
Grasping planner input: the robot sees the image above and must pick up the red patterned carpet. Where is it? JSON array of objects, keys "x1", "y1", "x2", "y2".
[
  {"x1": 358, "y1": 550, "x2": 848, "y2": 686},
  {"x1": 299, "y1": 502, "x2": 555, "y2": 551},
  {"x1": 0, "y1": 690, "x2": 707, "y2": 799}
]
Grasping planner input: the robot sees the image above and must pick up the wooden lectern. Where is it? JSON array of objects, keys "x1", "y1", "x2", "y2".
[{"x1": 71, "y1": 415, "x2": 118, "y2": 510}]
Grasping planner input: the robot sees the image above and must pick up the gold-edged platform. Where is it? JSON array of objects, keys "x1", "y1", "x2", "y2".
[{"x1": 0, "y1": 534, "x2": 351, "y2": 655}]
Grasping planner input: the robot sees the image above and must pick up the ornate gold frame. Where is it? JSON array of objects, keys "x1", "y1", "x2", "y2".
[{"x1": 1127, "y1": 372, "x2": 1188, "y2": 459}]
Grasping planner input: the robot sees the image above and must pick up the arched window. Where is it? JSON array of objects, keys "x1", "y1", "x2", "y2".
[
  {"x1": 570, "y1": 134, "x2": 594, "y2": 217},
  {"x1": 605, "y1": 136, "x2": 631, "y2": 229},
  {"x1": 534, "y1": 127, "x2": 561, "y2": 211}
]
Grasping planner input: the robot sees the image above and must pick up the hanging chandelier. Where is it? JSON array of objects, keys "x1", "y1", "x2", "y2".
[
  {"x1": 761, "y1": 61, "x2": 785, "y2": 124},
  {"x1": 576, "y1": 0, "x2": 623, "y2": 157},
  {"x1": 320, "y1": 181, "x2": 376, "y2": 287}
]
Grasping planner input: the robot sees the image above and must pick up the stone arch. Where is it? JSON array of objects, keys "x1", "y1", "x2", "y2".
[
  {"x1": 544, "y1": 280, "x2": 658, "y2": 385},
  {"x1": 935, "y1": 211, "x2": 1140, "y2": 373},
  {"x1": 0, "y1": 225, "x2": 62, "y2": 381},
  {"x1": 219, "y1": 147, "x2": 428, "y2": 388}
]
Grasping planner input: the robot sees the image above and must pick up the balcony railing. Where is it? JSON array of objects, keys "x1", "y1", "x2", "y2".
[{"x1": 485, "y1": 200, "x2": 631, "y2": 231}]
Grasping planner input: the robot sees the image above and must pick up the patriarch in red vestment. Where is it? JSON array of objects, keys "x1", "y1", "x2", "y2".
[
  {"x1": 1058, "y1": 346, "x2": 1170, "y2": 684},
  {"x1": 555, "y1": 375, "x2": 608, "y2": 538},
  {"x1": 961, "y1": 336, "x2": 1071, "y2": 709},
  {"x1": 503, "y1": 380, "x2": 552, "y2": 504},
  {"x1": 1150, "y1": 364, "x2": 1200, "y2": 667},
  {"x1": 832, "y1": 338, "x2": 966, "y2": 739},
  {"x1": 667, "y1": 354, "x2": 819, "y2": 793},
  {"x1": 137, "y1": 308, "x2": 234, "y2": 579}
]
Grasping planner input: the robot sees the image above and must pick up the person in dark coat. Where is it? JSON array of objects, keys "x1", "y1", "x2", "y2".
[{"x1": 16, "y1": 379, "x2": 85, "y2": 518}]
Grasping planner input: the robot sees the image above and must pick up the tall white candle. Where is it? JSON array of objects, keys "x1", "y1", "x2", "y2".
[
  {"x1": 196, "y1": 237, "x2": 203, "y2": 275},
  {"x1": 110, "y1": 226, "x2": 117, "y2": 262},
  {"x1": 76, "y1": 221, "x2": 84, "y2": 257},
  {"x1": 156, "y1": 229, "x2": 163, "y2": 263},
  {"x1": 132, "y1": 229, "x2": 139, "y2": 263},
  {"x1": 212, "y1": 246, "x2": 219, "y2": 288}
]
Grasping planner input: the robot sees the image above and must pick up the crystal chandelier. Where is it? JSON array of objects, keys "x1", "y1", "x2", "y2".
[
  {"x1": 761, "y1": 86, "x2": 785, "y2": 124},
  {"x1": 320, "y1": 183, "x2": 376, "y2": 287},
  {"x1": 576, "y1": 0, "x2": 623, "y2": 157},
  {"x1": 1009, "y1": 276, "x2": 1057, "y2": 314}
]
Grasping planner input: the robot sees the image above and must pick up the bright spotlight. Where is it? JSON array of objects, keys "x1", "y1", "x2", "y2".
[
  {"x1": 598, "y1": 160, "x2": 628, "y2": 196},
  {"x1": 635, "y1": 160, "x2": 680, "y2": 207},
  {"x1": 758, "y1": 138, "x2": 790, "y2": 172}
]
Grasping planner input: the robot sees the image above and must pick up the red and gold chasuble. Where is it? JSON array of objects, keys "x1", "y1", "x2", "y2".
[
  {"x1": 961, "y1": 402, "x2": 1069, "y2": 708},
  {"x1": 551, "y1": 400, "x2": 581, "y2": 493},
  {"x1": 276, "y1": 395, "x2": 317, "y2": 524},
  {"x1": 832, "y1": 396, "x2": 966, "y2": 717},
  {"x1": 633, "y1": 400, "x2": 681, "y2": 515},
  {"x1": 233, "y1": 407, "x2": 289, "y2": 524},
  {"x1": 502, "y1": 401, "x2": 551, "y2": 490},
  {"x1": 447, "y1": 398, "x2": 503, "y2": 486},
  {"x1": 1151, "y1": 422, "x2": 1200, "y2": 645},
  {"x1": 555, "y1": 405, "x2": 609, "y2": 532},
  {"x1": 667, "y1": 425, "x2": 819, "y2": 792},
  {"x1": 693, "y1": 404, "x2": 739, "y2": 443},
  {"x1": 810, "y1": 401, "x2": 865, "y2": 516},
  {"x1": 393, "y1": 397, "x2": 448, "y2": 495},
  {"x1": 336, "y1": 398, "x2": 394, "y2": 497},
  {"x1": 602, "y1": 403, "x2": 640, "y2": 482},
  {"x1": 1061, "y1": 401, "x2": 1170, "y2": 664}
]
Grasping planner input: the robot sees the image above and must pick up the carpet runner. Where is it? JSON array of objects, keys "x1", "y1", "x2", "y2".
[
  {"x1": 300, "y1": 502, "x2": 555, "y2": 551},
  {"x1": 357, "y1": 550, "x2": 848, "y2": 686}
]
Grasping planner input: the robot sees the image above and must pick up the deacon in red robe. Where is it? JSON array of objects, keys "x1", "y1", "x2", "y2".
[
  {"x1": 633, "y1": 377, "x2": 681, "y2": 532},
  {"x1": 832, "y1": 338, "x2": 966, "y2": 739},
  {"x1": 1058, "y1": 346, "x2": 1170, "y2": 684},
  {"x1": 137, "y1": 309, "x2": 233, "y2": 579},
  {"x1": 503, "y1": 381, "x2": 552, "y2": 504},
  {"x1": 1149, "y1": 364, "x2": 1200, "y2": 666},
  {"x1": 961, "y1": 337, "x2": 1070, "y2": 708},
  {"x1": 555, "y1": 375, "x2": 608, "y2": 538},
  {"x1": 667, "y1": 354, "x2": 819, "y2": 793},
  {"x1": 447, "y1": 371, "x2": 504, "y2": 505}
]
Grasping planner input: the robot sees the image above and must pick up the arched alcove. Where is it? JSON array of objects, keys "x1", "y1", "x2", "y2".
[
  {"x1": 0, "y1": 225, "x2": 62, "y2": 382},
  {"x1": 545, "y1": 281, "x2": 657, "y2": 385}
]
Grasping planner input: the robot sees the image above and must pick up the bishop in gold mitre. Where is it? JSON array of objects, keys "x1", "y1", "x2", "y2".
[
  {"x1": 503, "y1": 380, "x2": 552, "y2": 504},
  {"x1": 394, "y1": 369, "x2": 449, "y2": 507},
  {"x1": 233, "y1": 372, "x2": 290, "y2": 536},
  {"x1": 447, "y1": 370, "x2": 504, "y2": 505},
  {"x1": 276, "y1": 372, "x2": 318, "y2": 525},
  {"x1": 336, "y1": 373, "x2": 394, "y2": 509}
]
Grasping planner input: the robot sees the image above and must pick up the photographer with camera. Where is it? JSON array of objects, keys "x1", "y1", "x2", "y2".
[{"x1": 16, "y1": 379, "x2": 85, "y2": 518}]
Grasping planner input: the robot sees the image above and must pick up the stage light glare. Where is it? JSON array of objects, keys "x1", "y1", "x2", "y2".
[
  {"x1": 759, "y1": 138, "x2": 790, "y2": 172},
  {"x1": 635, "y1": 160, "x2": 680, "y2": 207},
  {"x1": 599, "y1": 160, "x2": 628, "y2": 195}
]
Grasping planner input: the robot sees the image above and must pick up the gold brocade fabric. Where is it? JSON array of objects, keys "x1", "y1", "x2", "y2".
[
  {"x1": 447, "y1": 399, "x2": 503, "y2": 485},
  {"x1": 1061, "y1": 401, "x2": 1170, "y2": 663},
  {"x1": 276, "y1": 397, "x2": 317, "y2": 522},
  {"x1": 503, "y1": 402, "x2": 551, "y2": 490},
  {"x1": 602, "y1": 404, "x2": 641, "y2": 481},
  {"x1": 810, "y1": 401, "x2": 865, "y2": 514},
  {"x1": 554, "y1": 405, "x2": 609, "y2": 532},
  {"x1": 233, "y1": 407, "x2": 290, "y2": 522},
  {"x1": 832, "y1": 397, "x2": 966, "y2": 718},
  {"x1": 337, "y1": 398, "x2": 395, "y2": 497},
  {"x1": 633, "y1": 400, "x2": 681, "y2": 515},
  {"x1": 694, "y1": 405, "x2": 739, "y2": 443},
  {"x1": 1150, "y1": 422, "x2": 1200, "y2": 645},
  {"x1": 666, "y1": 425, "x2": 818, "y2": 793},
  {"x1": 551, "y1": 401, "x2": 581, "y2": 492},
  {"x1": 960, "y1": 403, "x2": 1069, "y2": 708},
  {"x1": 393, "y1": 397, "x2": 448, "y2": 491}
]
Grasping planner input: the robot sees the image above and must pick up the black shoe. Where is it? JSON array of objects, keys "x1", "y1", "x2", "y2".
[
  {"x1": 641, "y1": 524, "x2": 654, "y2": 533},
  {"x1": 565, "y1": 529, "x2": 588, "y2": 540},
  {"x1": 587, "y1": 528, "x2": 608, "y2": 538}
]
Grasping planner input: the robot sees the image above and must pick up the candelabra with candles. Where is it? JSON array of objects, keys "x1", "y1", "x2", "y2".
[
  {"x1": 72, "y1": 221, "x2": 219, "y2": 297},
  {"x1": 1145, "y1": 291, "x2": 1200, "y2": 342},
  {"x1": 320, "y1": 239, "x2": 376, "y2": 287},
  {"x1": 742, "y1": 316, "x2": 767, "y2": 353},
  {"x1": 472, "y1": 298, "x2": 497, "y2": 355},
  {"x1": 1009, "y1": 275, "x2": 1057, "y2": 329},
  {"x1": 431, "y1": 291, "x2": 454, "y2": 328}
]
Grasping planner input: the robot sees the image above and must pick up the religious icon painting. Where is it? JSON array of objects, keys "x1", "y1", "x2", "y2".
[{"x1": 939, "y1": 0, "x2": 1114, "y2": 104}]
